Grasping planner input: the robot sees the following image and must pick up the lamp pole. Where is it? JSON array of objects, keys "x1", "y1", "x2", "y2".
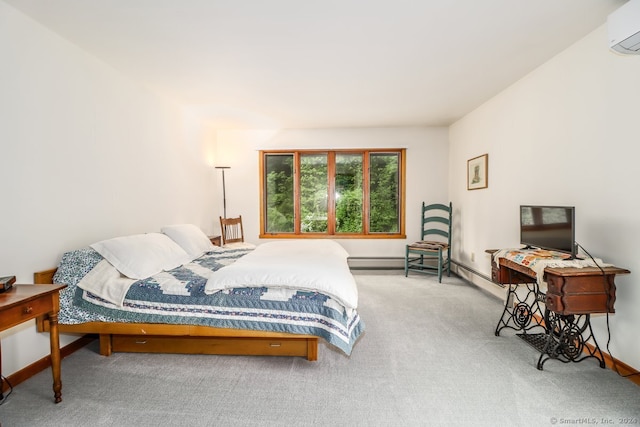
[{"x1": 215, "y1": 166, "x2": 230, "y2": 218}]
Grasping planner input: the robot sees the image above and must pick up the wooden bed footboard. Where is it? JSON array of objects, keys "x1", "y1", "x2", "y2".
[{"x1": 34, "y1": 268, "x2": 318, "y2": 361}]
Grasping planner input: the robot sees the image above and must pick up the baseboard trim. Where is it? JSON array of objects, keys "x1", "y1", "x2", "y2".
[
  {"x1": 1, "y1": 334, "x2": 96, "y2": 394},
  {"x1": 586, "y1": 342, "x2": 640, "y2": 386}
]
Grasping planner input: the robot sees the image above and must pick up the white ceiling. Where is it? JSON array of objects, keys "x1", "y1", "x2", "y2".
[{"x1": 4, "y1": 0, "x2": 627, "y2": 129}]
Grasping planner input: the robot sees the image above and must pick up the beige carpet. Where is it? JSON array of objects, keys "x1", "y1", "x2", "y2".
[{"x1": 1, "y1": 272, "x2": 639, "y2": 426}]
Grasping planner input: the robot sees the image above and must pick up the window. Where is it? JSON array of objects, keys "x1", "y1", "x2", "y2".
[{"x1": 260, "y1": 149, "x2": 406, "y2": 238}]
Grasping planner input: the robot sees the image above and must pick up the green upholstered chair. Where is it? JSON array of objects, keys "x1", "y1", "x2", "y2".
[{"x1": 405, "y1": 202, "x2": 452, "y2": 282}]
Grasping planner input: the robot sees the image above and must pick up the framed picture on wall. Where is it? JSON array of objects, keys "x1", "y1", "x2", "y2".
[{"x1": 467, "y1": 154, "x2": 488, "y2": 190}]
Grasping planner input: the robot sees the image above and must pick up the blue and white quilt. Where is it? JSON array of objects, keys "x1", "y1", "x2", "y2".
[{"x1": 53, "y1": 246, "x2": 364, "y2": 355}]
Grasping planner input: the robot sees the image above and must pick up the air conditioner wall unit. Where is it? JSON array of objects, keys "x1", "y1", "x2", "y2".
[{"x1": 608, "y1": 0, "x2": 640, "y2": 54}]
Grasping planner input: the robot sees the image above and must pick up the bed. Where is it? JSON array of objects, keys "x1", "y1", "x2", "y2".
[{"x1": 34, "y1": 226, "x2": 364, "y2": 361}]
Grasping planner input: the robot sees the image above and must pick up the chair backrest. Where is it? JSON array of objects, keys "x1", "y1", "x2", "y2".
[
  {"x1": 421, "y1": 202, "x2": 452, "y2": 247},
  {"x1": 220, "y1": 216, "x2": 244, "y2": 245}
]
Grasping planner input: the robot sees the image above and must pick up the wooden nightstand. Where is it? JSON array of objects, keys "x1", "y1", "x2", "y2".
[
  {"x1": 209, "y1": 235, "x2": 221, "y2": 246},
  {"x1": 0, "y1": 284, "x2": 66, "y2": 403}
]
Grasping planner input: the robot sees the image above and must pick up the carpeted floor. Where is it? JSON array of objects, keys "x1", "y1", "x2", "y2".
[{"x1": 1, "y1": 272, "x2": 638, "y2": 426}]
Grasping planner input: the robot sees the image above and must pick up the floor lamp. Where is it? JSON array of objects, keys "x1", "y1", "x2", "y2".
[{"x1": 215, "y1": 166, "x2": 230, "y2": 218}]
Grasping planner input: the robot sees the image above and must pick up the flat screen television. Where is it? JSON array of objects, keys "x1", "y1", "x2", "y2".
[{"x1": 520, "y1": 205, "x2": 577, "y2": 259}]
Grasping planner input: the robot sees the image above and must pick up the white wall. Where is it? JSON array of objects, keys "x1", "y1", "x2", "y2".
[
  {"x1": 449, "y1": 25, "x2": 640, "y2": 370},
  {"x1": 0, "y1": 3, "x2": 214, "y2": 376},
  {"x1": 213, "y1": 127, "x2": 449, "y2": 257}
]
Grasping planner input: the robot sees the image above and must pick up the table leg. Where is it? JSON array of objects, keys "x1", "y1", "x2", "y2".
[
  {"x1": 0, "y1": 339, "x2": 3, "y2": 400},
  {"x1": 49, "y1": 312, "x2": 62, "y2": 403}
]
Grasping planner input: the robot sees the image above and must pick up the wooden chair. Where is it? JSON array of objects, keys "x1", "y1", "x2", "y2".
[
  {"x1": 219, "y1": 216, "x2": 245, "y2": 245},
  {"x1": 405, "y1": 202, "x2": 452, "y2": 282}
]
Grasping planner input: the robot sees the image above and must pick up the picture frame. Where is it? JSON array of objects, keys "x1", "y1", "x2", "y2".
[{"x1": 467, "y1": 154, "x2": 488, "y2": 190}]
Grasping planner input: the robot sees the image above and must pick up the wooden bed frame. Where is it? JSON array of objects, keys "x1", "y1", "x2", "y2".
[{"x1": 34, "y1": 268, "x2": 318, "y2": 361}]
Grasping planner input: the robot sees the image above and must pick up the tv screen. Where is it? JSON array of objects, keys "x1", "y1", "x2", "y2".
[{"x1": 520, "y1": 205, "x2": 576, "y2": 258}]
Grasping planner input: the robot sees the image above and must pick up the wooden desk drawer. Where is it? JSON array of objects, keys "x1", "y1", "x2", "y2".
[
  {"x1": 493, "y1": 265, "x2": 533, "y2": 284},
  {"x1": 545, "y1": 292, "x2": 613, "y2": 315},
  {"x1": 3, "y1": 297, "x2": 53, "y2": 328},
  {"x1": 545, "y1": 274, "x2": 613, "y2": 295},
  {"x1": 545, "y1": 272, "x2": 615, "y2": 315}
]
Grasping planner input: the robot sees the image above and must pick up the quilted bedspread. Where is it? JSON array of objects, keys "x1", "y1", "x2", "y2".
[{"x1": 53, "y1": 246, "x2": 364, "y2": 355}]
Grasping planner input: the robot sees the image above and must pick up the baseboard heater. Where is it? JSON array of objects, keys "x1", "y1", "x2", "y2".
[
  {"x1": 450, "y1": 259, "x2": 494, "y2": 284},
  {"x1": 348, "y1": 257, "x2": 499, "y2": 278},
  {"x1": 349, "y1": 256, "x2": 459, "y2": 270},
  {"x1": 348, "y1": 257, "x2": 405, "y2": 270}
]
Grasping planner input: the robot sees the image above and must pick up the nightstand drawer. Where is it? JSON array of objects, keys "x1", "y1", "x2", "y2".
[{"x1": 3, "y1": 297, "x2": 53, "y2": 327}]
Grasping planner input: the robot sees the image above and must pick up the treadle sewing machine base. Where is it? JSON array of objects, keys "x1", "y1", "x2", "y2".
[
  {"x1": 488, "y1": 249, "x2": 630, "y2": 371},
  {"x1": 494, "y1": 280, "x2": 606, "y2": 370},
  {"x1": 517, "y1": 312, "x2": 606, "y2": 370},
  {"x1": 495, "y1": 284, "x2": 605, "y2": 370}
]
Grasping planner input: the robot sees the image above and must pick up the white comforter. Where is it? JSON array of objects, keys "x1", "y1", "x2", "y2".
[{"x1": 204, "y1": 240, "x2": 358, "y2": 309}]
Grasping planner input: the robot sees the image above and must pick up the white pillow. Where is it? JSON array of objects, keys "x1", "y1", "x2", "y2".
[
  {"x1": 161, "y1": 224, "x2": 215, "y2": 259},
  {"x1": 90, "y1": 233, "x2": 192, "y2": 280}
]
